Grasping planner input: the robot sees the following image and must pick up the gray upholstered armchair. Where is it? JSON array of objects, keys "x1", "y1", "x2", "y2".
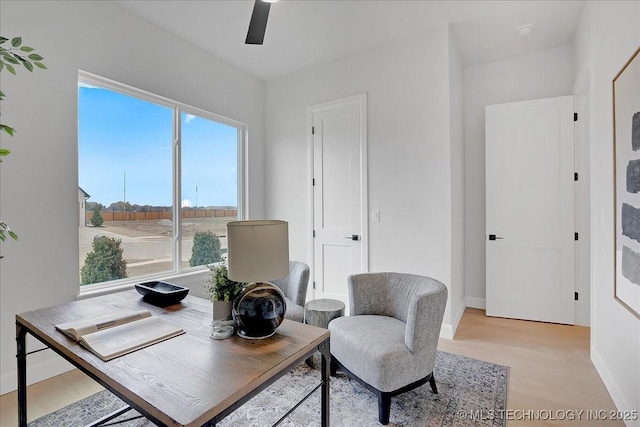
[
  {"x1": 328, "y1": 272, "x2": 448, "y2": 425},
  {"x1": 271, "y1": 261, "x2": 310, "y2": 322}
]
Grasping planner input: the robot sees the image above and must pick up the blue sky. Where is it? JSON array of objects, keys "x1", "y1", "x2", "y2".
[{"x1": 78, "y1": 84, "x2": 238, "y2": 208}]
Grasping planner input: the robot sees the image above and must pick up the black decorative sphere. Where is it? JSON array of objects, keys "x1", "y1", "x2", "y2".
[{"x1": 233, "y1": 282, "x2": 287, "y2": 339}]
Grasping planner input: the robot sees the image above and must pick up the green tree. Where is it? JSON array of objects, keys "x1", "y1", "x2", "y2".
[
  {"x1": 80, "y1": 236, "x2": 127, "y2": 285},
  {"x1": 108, "y1": 201, "x2": 131, "y2": 212},
  {"x1": 189, "y1": 231, "x2": 222, "y2": 267},
  {"x1": 90, "y1": 206, "x2": 104, "y2": 227},
  {"x1": 86, "y1": 201, "x2": 105, "y2": 212}
]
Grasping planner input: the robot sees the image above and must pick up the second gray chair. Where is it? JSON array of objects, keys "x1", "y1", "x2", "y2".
[
  {"x1": 328, "y1": 272, "x2": 448, "y2": 425},
  {"x1": 271, "y1": 261, "x2": 310, "y2": 322}
]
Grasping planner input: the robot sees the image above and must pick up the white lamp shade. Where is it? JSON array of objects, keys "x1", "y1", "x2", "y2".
[{"x1": 227, "y1": 220, "x2": 289, "y2": 283}]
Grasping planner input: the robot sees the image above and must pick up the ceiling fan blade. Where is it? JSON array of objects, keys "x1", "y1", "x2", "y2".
[{"x1": 245, "y1": 0, "x2": 271, "y2": 45}]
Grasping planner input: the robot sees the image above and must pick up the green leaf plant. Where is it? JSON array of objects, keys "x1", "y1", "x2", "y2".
[
  {"x1": 0, "y1": 36, "x2": 47, "y2": 248},
  {"x1": 203, "y1": 263, "x2": 246, "y2": 303}
]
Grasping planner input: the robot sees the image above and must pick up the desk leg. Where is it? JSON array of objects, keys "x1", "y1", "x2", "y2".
[
  {"x1": 319, "y1": 340, "x2": 330, "y2": 427},
  {"x1": 16, "y1": 323, "x2": 27, "y2": 427}
]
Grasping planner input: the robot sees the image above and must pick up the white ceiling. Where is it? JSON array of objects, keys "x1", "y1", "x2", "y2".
[{"x1": 116, "y1": 0, "x2": 585, "y2": 81}]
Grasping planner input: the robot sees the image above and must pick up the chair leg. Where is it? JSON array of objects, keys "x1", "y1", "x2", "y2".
[
  {"x1": 377, "y1": 392, "x2": 391, "y2": 425},
  {"x1": 429, "y1": 373, "x2": 438, "y2": 394}
]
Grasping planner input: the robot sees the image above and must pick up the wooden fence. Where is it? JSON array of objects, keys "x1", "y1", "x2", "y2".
[{"x1": 85, "y1": 208, "x2": 237, "y2": 223}]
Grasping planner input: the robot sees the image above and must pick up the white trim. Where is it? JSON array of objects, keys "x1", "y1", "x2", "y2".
[
  {"x1": 591, "y1": 346, "x2": 639, "y2": 427},
  {"x1": 439, "y1": 323, "x2": 454, "y2": 340},
  {"x1": 466, "y1": 296, "x2": 486, "y2": 310},
  {"x1": 307, "y1": 93, "x2": 369, "y2": 300},
  {"x1": 173, "y1": 107, "x2": 182, "y2": 272},
  {"x1": 359, "y1": 94, "x2": 369, "y2": 273},
  {"x1": 77, "y1": 70, "x2": 246, "y2": 293},
  {"x1": 78, "y1": 268, "x2": 209, "y2": 299},
  {"x1": 78, "y1": 261, "x2": 214, "y2": 297},
  {"x1": 306, "y1": 106, "x2": 315, "y2": 295},
  {"x1": 79, "y1": 70, "x2": 246, "y2": 130},
  {"x1": 572, "y1": 65, "x2": 592, "y2": 327},
  {"x1": 451, "y1": 298, "x2": 466, "y2": 337},
  {"x1": 239, "y1": 126, "x2": 248, "y2": 220}
]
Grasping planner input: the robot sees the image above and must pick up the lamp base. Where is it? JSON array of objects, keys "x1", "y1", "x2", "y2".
[
  {"x1": 236, "y1": 328, "x2": 277, "y2": 340},
  {"x1": 233, "y1": 282, "x2": 287, "y2": 339}
]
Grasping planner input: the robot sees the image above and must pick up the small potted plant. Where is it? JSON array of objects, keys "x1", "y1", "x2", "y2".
[{"x1": 204, "y1": 263, "x2": 245, "y2": 322}]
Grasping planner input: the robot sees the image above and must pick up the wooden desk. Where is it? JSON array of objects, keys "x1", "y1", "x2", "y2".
[{"x1": 16, "y1": 291, "x2": 331, "y2": 426}]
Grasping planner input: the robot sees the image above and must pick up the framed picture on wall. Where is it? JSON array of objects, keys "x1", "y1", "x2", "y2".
[{"x1": 613, "y1": 46, "x2": 640, "y2": 319}]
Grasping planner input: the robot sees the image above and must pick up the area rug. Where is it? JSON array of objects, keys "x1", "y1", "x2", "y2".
[{"x1": 28, "y1": 351, "x2": 508, "y2": 427}]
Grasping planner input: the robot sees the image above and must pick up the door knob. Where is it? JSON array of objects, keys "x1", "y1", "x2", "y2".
[
  {"x1": 488, "y1": 234, "x2": 503, "y2": 241},
  {"x1": 345, "y1": 235, "x2": 360, "y2": 241}
]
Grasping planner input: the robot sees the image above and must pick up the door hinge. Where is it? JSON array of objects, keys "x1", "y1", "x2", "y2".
[
  {"x1": 575, "y1": 291, "x2": 579, "y2": 301},
  {"x1": 574, "y1": 172, "x2": 579, "y2": 181},
  {"x1": 313, "y1": 230, "x2": 316, "y2": 238},
  {"x1": 312, "y1": 126, "x2": 315, "y2": 135},
  {"x1": 313, "y1": 281, "x2": 316, "y2": 289},
  {"x1": 574, "y1": 113, "x2": 578, "y2": 122},
  {"x1": 312, "y1": 178, "x2": 315, "y2": 186},
  {"x1": 575, "y1": 232, "x2": 579, "y2": 241}
]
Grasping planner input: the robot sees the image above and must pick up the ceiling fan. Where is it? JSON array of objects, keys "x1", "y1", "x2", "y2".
[{"x1": 245, "y1": 0, "x2": 277, "y2": 45}]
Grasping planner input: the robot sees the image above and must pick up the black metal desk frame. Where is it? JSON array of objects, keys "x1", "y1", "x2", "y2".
[{"x1": 16, "y1": 321, "x2": 330, "y2": 427}]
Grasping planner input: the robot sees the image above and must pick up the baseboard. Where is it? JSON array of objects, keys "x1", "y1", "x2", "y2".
[
  {"x1": 465, "y1": 296, "x2": 486, "y2": 310},
  {"x1": 451, "y1": 299, "x2": 465, "y2": 338},
  {"x1": 440, "y1": 298, "x2": 471, "y2": 340},
  {"x1": 440, "y1": 322, "x2": 454, "y2": 340},
  {"x1": 1, "y1": 350, "x2": 74, "y2": 395},
  {"x1": 591, "y1": 345, "x2": 640, "y2": 427}
]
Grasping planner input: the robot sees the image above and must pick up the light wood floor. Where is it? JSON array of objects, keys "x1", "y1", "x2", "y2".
[{"x1": 0, "y1": 308, "x2": 623, "y2": 426}]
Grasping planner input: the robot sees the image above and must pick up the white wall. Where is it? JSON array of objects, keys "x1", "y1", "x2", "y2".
[
  {"x1": 0, "y1": 0, "x2": 265, "y2": 394},
  {"x1": 573, "y1": 1, "x2": 640, "y2": 422},
  {"x1": 463, "y1": 46, "x2": 575, "y2": 310},
  {"x1": 264, "y1": 29, "x2": 462, "y2": 337},
  {"x1": 449, "y1": 31, "x2": 466, "y2": 333}
]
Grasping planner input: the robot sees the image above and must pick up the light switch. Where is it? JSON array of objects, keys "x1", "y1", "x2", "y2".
[{"x1": 371, "y1": 210, "x2": 380, "y2": 223}]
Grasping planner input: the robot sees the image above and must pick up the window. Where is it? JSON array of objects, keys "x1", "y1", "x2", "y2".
[{"x1": 78, "y1": 72, "x2": 244, "y2": 288}]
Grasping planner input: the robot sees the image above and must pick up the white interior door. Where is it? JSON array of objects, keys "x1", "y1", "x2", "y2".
[
  {"x1": 486, "y1": 95, "x2": 575, "y2": 324},
  {"x1": 310, "y1": 94, "x2": 368, "y2": 310}
]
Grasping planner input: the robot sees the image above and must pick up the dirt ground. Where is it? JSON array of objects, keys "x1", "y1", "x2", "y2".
[
  {"x1": 80, "y1": 217, "x2": 235, "y2": 281},
  {"x1": 101, "y1": 217, "x2": 233, "y2": 239}
]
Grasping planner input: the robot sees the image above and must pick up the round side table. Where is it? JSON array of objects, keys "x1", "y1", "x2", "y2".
[{"x1": 304, "y1": 298, "x2": 345, "y2": 369}]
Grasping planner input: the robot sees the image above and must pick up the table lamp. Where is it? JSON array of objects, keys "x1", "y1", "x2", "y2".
[{"x1": 227, "y1": 220, "x2": 289, "y2": 339}]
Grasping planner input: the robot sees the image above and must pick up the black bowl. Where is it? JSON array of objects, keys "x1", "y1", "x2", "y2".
[
  {"x1": 135, "y1": 281, "x2": 189, "y2": 307},
  {"x1": 233, "y1": 282, "x2": 286, "y2": 339}
]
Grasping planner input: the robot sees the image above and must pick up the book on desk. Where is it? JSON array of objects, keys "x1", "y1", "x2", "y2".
[{"x1": 55, "y1": 309, "x2": 184, "y2": 361}]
